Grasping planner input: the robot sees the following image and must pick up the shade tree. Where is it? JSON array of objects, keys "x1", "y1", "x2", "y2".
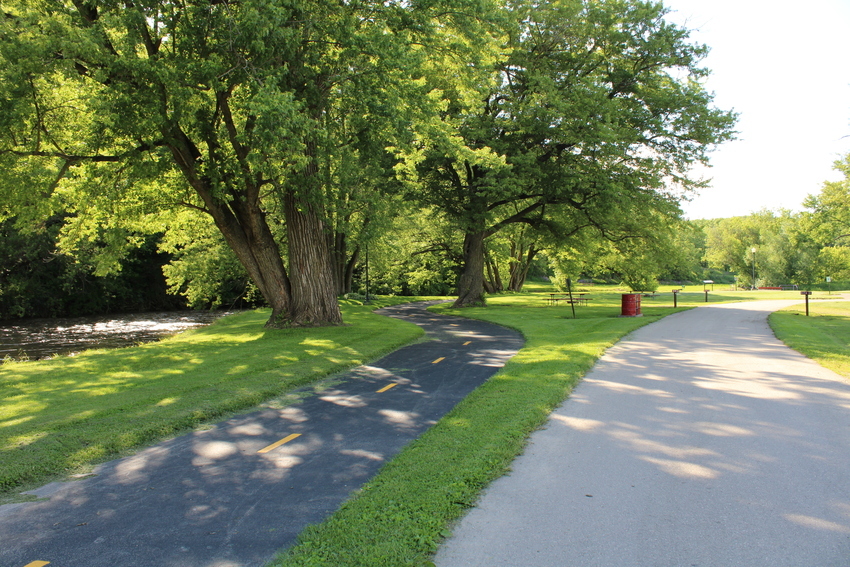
[
  {"x1": 0, "y1": 0, "x2": 502, "y2": 326},
  {"x1": 394, "y1": 0, "x2": 736, "y2": 307}
]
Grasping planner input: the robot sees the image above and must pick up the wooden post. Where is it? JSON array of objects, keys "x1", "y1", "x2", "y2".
[
  {"x1": 567, "y1": 278, "x2": 576, "y2": 319},
  {"x1": 801, "y1": 291, "x2": 812, "y2": 316}
]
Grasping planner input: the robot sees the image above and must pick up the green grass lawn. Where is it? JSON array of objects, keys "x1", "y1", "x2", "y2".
[
  {"x1": 0, "y1": 298, "x2": 430, "y2": 499},
  {"x1": 273, "y1": 287, "x2": 691, "y2": 566},
  {"x1": 273, "y1": 285, "x2": 843, "y2": 566},
  {"x1": 770, "y1": 300, "x2": 850, "y2": 379},
  {"x1": 2, "y1": 283, "x2": 840, "y2": 566}
]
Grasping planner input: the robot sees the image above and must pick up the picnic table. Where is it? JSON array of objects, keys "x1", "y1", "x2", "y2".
[{"x1": 548, "y1": 293, "x2": 592, "y2": 306}]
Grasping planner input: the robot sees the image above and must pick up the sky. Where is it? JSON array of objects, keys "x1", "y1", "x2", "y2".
[{"x1": 661, "y1": 0, "x2": 850, "y2": 220}]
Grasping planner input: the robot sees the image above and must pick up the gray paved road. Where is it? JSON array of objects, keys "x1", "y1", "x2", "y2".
[
  {"x1": 435, "y1": 300, "x2": 850, "y2": 567},
  {"x1": 0, "y1": 302, "x2": 523, "y2": 567}
]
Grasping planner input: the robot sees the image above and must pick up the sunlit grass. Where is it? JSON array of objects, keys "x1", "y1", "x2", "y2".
[
  {"x1": 0, "y1": 298, "x2": 430, "y2": 497},
  {"x1": 3, "y1": 284, "x2": 840, "y2": 562},
  {"x1": 274, "y1": 286, "x2": 845, "y2": 566},
  {"x1": 273, "y1": 289, "x2": 674, "y2": 566},
  {"x1": 770, "y1": 301, "x2": 850, "y2": 379}
]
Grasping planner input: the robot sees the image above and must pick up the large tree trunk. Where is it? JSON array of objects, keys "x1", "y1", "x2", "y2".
[
  {"x1": 453, "y1": 231, "x2": 487, "y2": 307},
  {"x1": 166, "y1": 132, "x2": 294, "y2": 326},
  {"x1": 284, "y1": 189, "x2": 343, "y2": 326},
  {"x1": 210, "y1": 202, "x2": 292, "y2": 324}
]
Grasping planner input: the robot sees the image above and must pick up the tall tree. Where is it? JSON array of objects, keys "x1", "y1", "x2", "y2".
[
  {"x1": 0, "y1": 0, "x2": 500, "y2": 325},
  {"x1": 396, "y1": 0, "x2": 736, "y2": 306},
  {"x1": 803, "y1": 153, "x2": 850, "y2": 246}
]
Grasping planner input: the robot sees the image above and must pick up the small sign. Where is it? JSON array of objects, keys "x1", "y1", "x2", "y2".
[
  {"x1": 826, "y1": 277, "x2": 832, "y2": 283},
  {"x1": 801, "y1": 291, "x2": 812, "y2": 295}
]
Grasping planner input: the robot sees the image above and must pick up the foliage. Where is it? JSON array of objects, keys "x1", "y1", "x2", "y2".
[
  {"x1": 701, "y1": 211, "x2": 819, "y2": 288},
  {"x1": 394, "y1": 0, "x2": 736, "y2": 307},
  {"x1": 803, "y1": 154, "x2": 850, "y2": 246},
  {"x1": 361, "y1": 207, "x2": 462, "y2": 297},
  {"x1": 814, "y1": 247, "x2": 850, "y2": 283},
  {"x1": 13, "y1": 1, "x2": 850, "y2": 319},
  {"x1": 0, "y1": 216, "x2": 181, "y2": 319},
  {"x1": 158, "y1": 210, "x2": 265, "y2": 309},
  {"x1": 802, "y1": 153, "x2": 850, "y2": 283},
  {"x1": 0, "y1": 0, "x2": 505, "y2": 326}
]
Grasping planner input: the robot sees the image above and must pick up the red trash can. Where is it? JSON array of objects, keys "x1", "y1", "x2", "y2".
[{"x1": 621, "y1": 293, "x2": 642, "y2": 317}]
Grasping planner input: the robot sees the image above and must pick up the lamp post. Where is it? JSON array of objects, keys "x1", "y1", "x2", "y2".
[{"x1": 751, "y1": 247, "x2": 756, "y2": 290}]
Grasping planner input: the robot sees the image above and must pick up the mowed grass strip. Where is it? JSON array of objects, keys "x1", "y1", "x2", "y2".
[
  {"x1": 770, "y1": 300, "x2": 850, "y2": 378},
  {"x1": 0, "y1": 299, "x2": 426, "y2": 497},
  {"x1": 273, "y1": 288, "x2": 676, "y2": 567}
]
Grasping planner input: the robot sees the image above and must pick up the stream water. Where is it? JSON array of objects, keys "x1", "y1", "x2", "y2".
[{"x1": 0, "y1": 310, "x2": 237, "y2": 361}]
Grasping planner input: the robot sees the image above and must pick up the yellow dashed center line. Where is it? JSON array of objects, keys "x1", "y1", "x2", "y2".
[
  {"x1": 463, "y1": 341, "x2": 471, "y2": 345},
  {"x1": 432, "y1": 357, "x2": 445, "y2": 364},
  {"x1": 24, "y1": 562, "x2": 50, "y2": 567},
  {"x1": 258, "y1": 433, "x2": 301, "y2": 454},
  {"x1": 376, "y1": 383, "x2": 397, "y2": 393}
]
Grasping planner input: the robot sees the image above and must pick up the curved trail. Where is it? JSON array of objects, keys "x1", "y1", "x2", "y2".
[
  {"x1": 436, "y1": 300, "x2": 850, "y2": 567},
  {"x1": 0, "y1": 301, "x2": 523, "y2": 567}
]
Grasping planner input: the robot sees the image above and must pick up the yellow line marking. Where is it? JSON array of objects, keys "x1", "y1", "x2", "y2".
[
  {"x1": 432, "y1": 357, "x2": 445, "y2": 364},
  {"x1": 376, "y1": 383, "x2": 397, "y2": 393},
  {"x1": 24, "y1": 562, "x2": 50, "y2": 567},
  {"x1": 463, "y1": 341, "x2": 471, "y2": 345},
  {"x1": 258, "y1": 433, "x2": 301, "y2": 454}
]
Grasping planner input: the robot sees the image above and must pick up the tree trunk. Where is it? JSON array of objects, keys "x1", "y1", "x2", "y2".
[
  {"x1": 213, "y1": 208, "x2": 292, "y2": 324},
  {"x1": 343, "y1": 245, "x2": 360, "y2": 295},
  {"x1": 284, "y1": 189, "x2": 343, "y2": 326},
  {"x1": 329, "y1": 231, "x2": 347, "y2": 297},
  {"x1": 328, "y1": 232, "x2": 360, "y2": 296},
  {"x1": 484, "y1": 248, "x2": 503, "y2": 293},
  {"x1": 453, "y1": 231, "x2": 487, "y2": 307},
  {"x1": 164, "y1": 126, "x2": 295, "y2": 326},
  {"x1": 508, "y1": 243, "x2": 537, "y2": 292}
]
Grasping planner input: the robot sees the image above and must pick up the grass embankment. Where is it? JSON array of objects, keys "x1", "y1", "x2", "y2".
[
  {"x1": 0, "y1": 298, "x2": 429, "y2": 498},
  {"x1": 770, "y1": 300, "x2": 850, "y2": 379}
]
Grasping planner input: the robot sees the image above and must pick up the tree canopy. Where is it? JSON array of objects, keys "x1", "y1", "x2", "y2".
[
  {"x1": 0, "y1": 0, "x2": 502, "y2": 325},
  {"x1": 1, "y1": 0, "x2": 742, "y2": 320},
  {"x1": 395, "y1": 0, "x2": 736, "y2": 306}
]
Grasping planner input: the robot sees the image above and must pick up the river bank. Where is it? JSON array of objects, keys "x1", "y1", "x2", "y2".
[{"x1": 0, "y1": 310, "x2": 237, "y2": 361}]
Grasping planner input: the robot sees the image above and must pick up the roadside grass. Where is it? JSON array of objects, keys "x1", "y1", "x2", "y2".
[
  {"x1": 2, "y1": 283, "x2": 835, "y2": 563},
  {"x1": 273, "y1": 289, "x2": 690, "y2": 566},
  {"x1": 0, "y1": 298, "x2": 431, "y2": 499},
  {"x1": 769, "y1": 301, "x2": 850, "y2": 379}
]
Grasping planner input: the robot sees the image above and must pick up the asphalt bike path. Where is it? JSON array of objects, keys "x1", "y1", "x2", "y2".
[
  {"x1": 0, "y1": 301, "x2": 524, "y2": 567},
  {"x1": 435, "y1": 299, "x2": 850, "y2": 567}
]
